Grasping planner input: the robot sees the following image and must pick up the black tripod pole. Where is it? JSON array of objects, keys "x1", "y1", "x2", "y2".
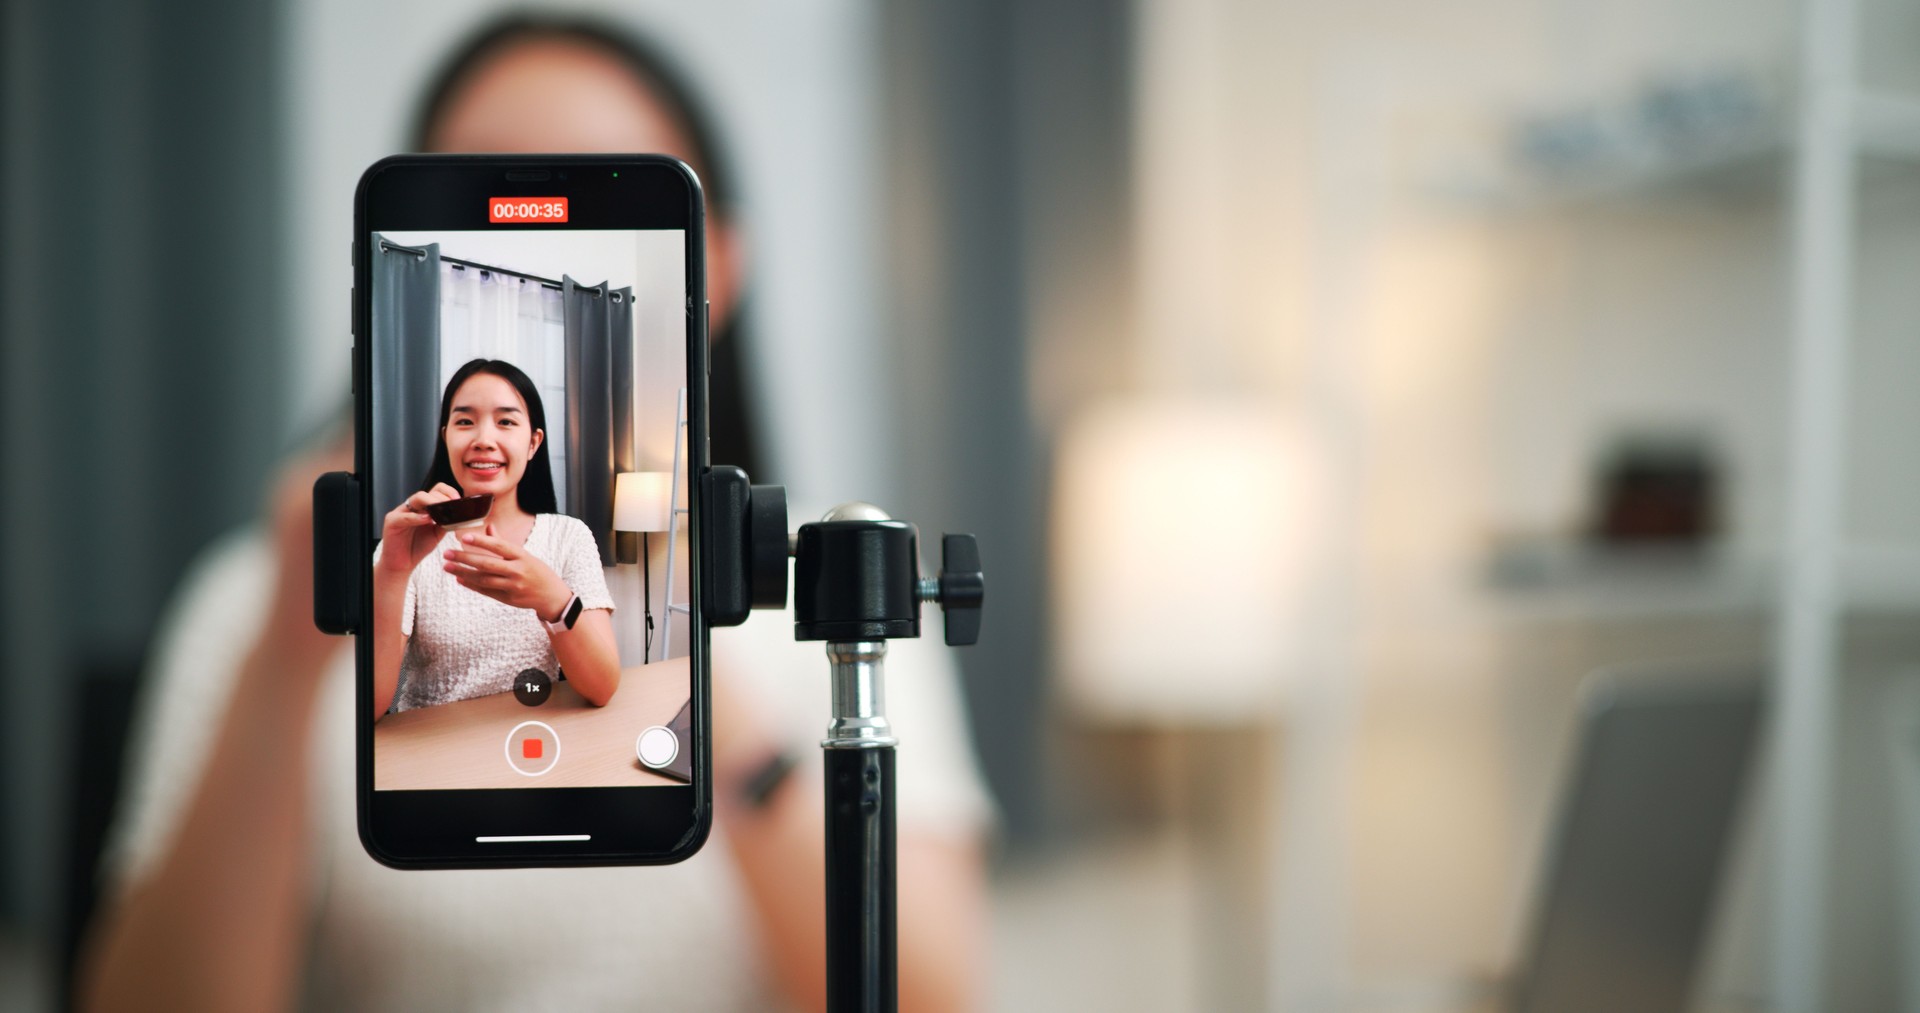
[{"x1": 823, "y1": 640, "x2": 896, "y2": 1013}]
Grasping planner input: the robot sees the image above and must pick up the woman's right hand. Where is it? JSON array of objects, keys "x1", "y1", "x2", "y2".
[{"x1": 377, "y1": 483, "x2": 461, "y2": 577}]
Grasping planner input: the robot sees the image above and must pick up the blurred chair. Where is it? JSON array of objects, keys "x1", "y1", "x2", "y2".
[{"x1": 1511, "y1": 662, "x2": 1762, "y2": 1013}]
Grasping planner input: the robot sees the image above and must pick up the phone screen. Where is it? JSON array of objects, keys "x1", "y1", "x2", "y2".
[{"x1": 356, "y1": 157, "x2": 707, "y2": 866}]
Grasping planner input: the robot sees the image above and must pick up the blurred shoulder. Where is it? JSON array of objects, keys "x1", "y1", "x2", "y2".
[
  {"x1": 712, "y1": 598, "x2": 997, "y2": 837},
  {"x1": 103, "y1": 525, "x2": 276, "y2": 892},
  {"x1": 160, "y1": 526, "x2": 277, "y2": 646}
]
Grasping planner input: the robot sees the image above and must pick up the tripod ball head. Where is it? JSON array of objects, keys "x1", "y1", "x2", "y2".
[
  {"x1": 794, "y1": 506, "x2": 921, "y2": 642},
  {"x1": 793, "y1": 503, "x2": 984, "y2": 647}
]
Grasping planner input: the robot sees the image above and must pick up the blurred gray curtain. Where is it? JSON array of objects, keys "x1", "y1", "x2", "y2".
[
  {"x1": 371, "y1": 239, "x2": 442, "y2": 522},
  {"x1": 2, "y1": 0, "x2": 290, "y2": 943},
  {"x1": 564, "y1": 277, "x2": 633, "y2": 565}
]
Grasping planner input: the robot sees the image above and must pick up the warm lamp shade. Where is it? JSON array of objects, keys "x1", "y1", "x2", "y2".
[
  {"x1": 614, "y1": 472, "x2": 674, "y2": 532},
  {"x1": 1051, "y1": 398, "x2": 1324, "y2": 724}
]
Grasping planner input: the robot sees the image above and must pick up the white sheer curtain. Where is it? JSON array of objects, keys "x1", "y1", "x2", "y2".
[{"x1": 438, "y1": 264, "x2": 569, "y2": 511}]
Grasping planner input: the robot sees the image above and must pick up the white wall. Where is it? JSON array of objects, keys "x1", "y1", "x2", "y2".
[{"x1": 285, "y1": 0, "x2": 888, "y2": 516}]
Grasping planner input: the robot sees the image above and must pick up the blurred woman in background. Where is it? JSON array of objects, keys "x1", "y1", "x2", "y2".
[{"x1": 78, "y1": 15, "x2": 991, "y2": 1012}]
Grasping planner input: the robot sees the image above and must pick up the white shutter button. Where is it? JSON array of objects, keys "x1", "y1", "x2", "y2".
[{"x1": 637, "y1": 725, "x2": 679, "y2": 769}]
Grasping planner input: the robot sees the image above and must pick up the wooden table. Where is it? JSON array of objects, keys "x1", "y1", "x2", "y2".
[{"x1": 374, "y1": 658, "x2": 690, "y2": 789}]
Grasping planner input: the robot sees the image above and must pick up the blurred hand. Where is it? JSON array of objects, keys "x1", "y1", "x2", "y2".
[
  {"x1": 377, "y1": 483, "x2": 459, "y2": 579},
  {"x1": 441, "y1": 523, "x2": 570, "y2": 620}
]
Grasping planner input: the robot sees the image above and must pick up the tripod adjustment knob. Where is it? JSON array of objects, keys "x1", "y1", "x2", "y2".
[{"x1": 932, "y1": 534, "x2": 984, "y2": 647}]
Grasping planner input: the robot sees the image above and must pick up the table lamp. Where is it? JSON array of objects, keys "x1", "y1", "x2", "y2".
[{"x1": 615, "y1": 471, "x2": 673, "y2": 534}]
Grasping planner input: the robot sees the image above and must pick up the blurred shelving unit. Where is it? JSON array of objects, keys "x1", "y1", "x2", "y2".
[
  {"x1": 1430, "y1": 1, "x2": 1920, "y2": 1006},
  {"x1": 1776, "y1": 0, "x2": 1887, "y2": 1009},
  {"x1": 1432, "y1": 83, "x2": 1920, "y2": 210}
]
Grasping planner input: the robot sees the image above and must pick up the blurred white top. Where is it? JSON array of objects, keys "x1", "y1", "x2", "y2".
[{"x1": 103, "y1": 527, "x2": 993, "y2": 1011}]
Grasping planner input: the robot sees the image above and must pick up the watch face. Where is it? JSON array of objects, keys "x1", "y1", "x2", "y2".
[{"x1": 565, "y1": 595, "x2": 584, "y2": 629}]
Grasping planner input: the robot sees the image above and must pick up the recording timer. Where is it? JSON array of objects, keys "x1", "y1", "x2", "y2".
[{"x1": 488, "y1": 197, "x2": 569, "y2": 223}]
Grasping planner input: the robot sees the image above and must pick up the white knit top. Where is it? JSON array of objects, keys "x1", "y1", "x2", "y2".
[{"x1": 392, "y1": 513, "x2": 615, "y2": 711}]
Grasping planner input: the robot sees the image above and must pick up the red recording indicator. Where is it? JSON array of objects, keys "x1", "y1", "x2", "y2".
[{"x1": 489, "y1": 197, "x2": 568, "y2": 223}]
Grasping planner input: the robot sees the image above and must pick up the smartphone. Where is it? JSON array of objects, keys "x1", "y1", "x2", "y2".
[{"x1": 351, "y1": 154, "x2": 709, "y2": 867}]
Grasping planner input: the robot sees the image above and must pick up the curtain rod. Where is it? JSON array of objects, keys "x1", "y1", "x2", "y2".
[{"x1": 377, "y1": 238, "x2": 616, "y2": 298}]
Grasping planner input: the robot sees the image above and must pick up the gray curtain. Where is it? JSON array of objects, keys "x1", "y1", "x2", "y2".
[
  {"x1": 370, "y1": 238, "x2": 441, "y2": 523},
  {"x1": 564, "y1": 276, "x2": 633, "y2": 566}
]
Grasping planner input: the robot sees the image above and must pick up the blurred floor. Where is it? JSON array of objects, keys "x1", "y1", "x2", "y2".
[
  {"x1": 987, "y1": 828, "x2": 1503, "y2": 1013},
  {"x1": 990, "y1": 832, "x2": 1204, "y2": 1013}
]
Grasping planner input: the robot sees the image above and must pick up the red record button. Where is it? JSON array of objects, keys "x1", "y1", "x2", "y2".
[
  {"x1": 505, "y1": 720, "x2": 559, "y2": 776},
  {"x1": 489, "y1": 197, "x2": 568, "y2": 223}
]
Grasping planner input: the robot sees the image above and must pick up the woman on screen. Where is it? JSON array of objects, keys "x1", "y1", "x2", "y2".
[{"x1": 371, "y1": 357, "x2": 620, "y2": 717}]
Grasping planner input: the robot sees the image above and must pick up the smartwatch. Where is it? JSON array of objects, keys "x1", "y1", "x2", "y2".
[{"x1": 544, "y1": 593, "x2": 583, "y2": 634}]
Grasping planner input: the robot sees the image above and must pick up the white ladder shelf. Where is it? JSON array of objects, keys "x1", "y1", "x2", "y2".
[{"x1": 655, "y1": 388, "x2": 690, "y2": 663}]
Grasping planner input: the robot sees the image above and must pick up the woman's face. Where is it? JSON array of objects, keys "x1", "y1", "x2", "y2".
[{"x1": 443, "y1": 372, "x2": 543, "y2": 501}]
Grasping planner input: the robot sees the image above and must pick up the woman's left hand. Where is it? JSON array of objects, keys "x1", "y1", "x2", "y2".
[{"x1": 443, "y1": 525, "x2": 572, "y2": 621}]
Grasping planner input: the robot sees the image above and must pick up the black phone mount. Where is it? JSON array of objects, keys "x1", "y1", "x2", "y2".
[
  {"x1": 313, "y1": 471, "x2": 363, "y2": 635},
  {"x1": 699, "y1": 465, "x2": 791, "y2": 626},
  {"x1": 313, "y1": 464, "x2": 984, "y2": 1013}
]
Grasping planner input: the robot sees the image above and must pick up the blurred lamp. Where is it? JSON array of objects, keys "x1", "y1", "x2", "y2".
[{"x1": 1052, "y1": 397, "x2": 1323, "y2": 724}]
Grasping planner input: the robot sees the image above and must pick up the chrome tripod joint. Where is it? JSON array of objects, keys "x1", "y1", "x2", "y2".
[{"x1": 824, "y1": 639, "x2": 896, "y2": 749}]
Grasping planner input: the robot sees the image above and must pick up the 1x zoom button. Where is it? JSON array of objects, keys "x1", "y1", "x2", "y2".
[{"x1": 514, "y1": 668, "x2": 552, "y2": 706}]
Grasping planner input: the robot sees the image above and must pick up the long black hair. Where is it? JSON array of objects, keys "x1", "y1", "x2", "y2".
[
  {"x1": 419, "y1": 358, "x2": 559, "y2": 515},
  {"x1": 409, "y1": 12, "x2": 764, "y2": 480}
]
